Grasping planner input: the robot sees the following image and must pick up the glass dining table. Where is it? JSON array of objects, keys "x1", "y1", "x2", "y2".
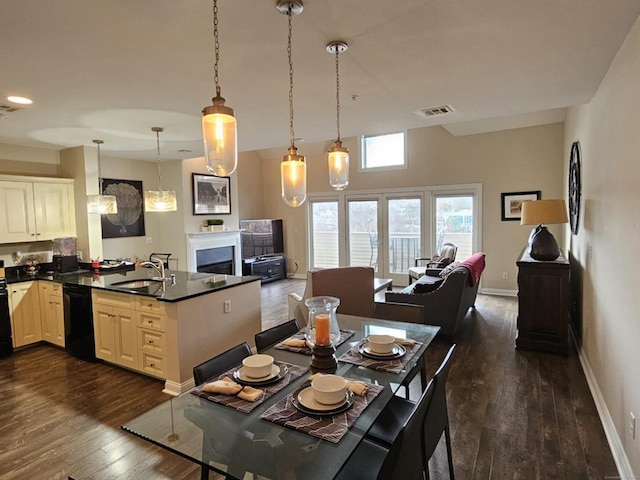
[{"x1": 121, "y1": 314, "x2": 440, "y2": 480}]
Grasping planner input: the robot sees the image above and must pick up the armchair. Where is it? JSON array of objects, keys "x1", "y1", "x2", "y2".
[{"x1": 408, "y1": 242, "x2": 458, "y2": 283}]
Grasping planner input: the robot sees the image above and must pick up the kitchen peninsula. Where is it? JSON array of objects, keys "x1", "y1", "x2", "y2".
[{"x1": 6, "y1": 267, "x2": 262, "y2": 395}]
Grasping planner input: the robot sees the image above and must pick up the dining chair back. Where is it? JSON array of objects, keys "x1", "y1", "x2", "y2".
[
  {"x1": 423, "y1": 343, "x2": 457, "y2": 479},
  {"x1": 311, "y1": 266, "x2": 376, "y2": 318},
  {"x1": 335, "y1": 378, "x2": 436, "y2": 480},
  {"x1": 193, "y1": 342, "x2": 252, "y2": 385},
  {"x1": 254, "y1": 319, "x2": 300, "y2": 352},
  {"x1": 372, "y1": 301, "x2": 426, "y2": 399}
]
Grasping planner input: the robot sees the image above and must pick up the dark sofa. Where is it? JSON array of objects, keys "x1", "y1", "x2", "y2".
[{"x1": 385, "y1": 253, "x2": 486, "y2": 338}]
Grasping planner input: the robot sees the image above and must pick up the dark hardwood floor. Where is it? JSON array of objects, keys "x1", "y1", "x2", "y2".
[{"x1": 0, "y1": 279, "x2": 618, "y2": 479}]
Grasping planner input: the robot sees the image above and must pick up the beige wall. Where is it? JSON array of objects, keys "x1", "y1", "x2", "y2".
[
  {"x1": 565, "y1": 14, "x2": 640, "y2": 476},
  {"x1": 242, "y1": 122, "x2": 565, "y2": 291}
]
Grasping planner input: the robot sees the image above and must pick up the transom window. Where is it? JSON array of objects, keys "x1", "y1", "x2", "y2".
[{"x1": 361, "y1": 132, "x2": 406, "y2": 170}]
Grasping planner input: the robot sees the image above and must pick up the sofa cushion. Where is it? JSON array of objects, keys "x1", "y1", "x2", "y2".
[
  {"x1": 412, "y1": 274, "x2": 444, "y2": 294},
  {"x1": 438, "y1": 262, "x2": 460, "y2": 278}
]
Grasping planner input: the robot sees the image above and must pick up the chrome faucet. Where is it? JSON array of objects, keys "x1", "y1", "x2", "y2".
[{"x1": 139, "y1": 256, "x2": 166, "y2": 281}]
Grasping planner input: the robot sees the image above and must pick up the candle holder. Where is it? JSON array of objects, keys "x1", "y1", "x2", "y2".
[
  {"x1": 310, "y1": 343, "x2": 337, "y2": 372},
  {"x1": 305, "y1": 296, "x2": 341, "y2": 372}
]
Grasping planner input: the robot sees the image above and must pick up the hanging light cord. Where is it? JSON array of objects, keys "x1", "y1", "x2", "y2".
[
  {"x1": 94, "y1": 140, "x2": 104, "y2": 193},
  {"x1": 335, "y1": 47, "x2": 341, "y2": 142},
  {"x1": 287, "y1": 5, "x2": 296, "y2": 148},
  {"x1": 213, "y1": 0, "x2": 221, "y2": 98},
  {"x1": 155, "y1": 129, "x2": 163, "y2": 191}
]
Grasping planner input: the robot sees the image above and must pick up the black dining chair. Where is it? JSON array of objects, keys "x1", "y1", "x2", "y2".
[
  {"x1": 335, "y1": 377, "x2": 436, "y2": 480},
  {"x1": 193, "y1": 342, "x2": 252, "y2": 385},
  {"x1": 254, "y1": 319, "x2": 300, "y2": 352},
  {"x1": 366, "y1": 344, "x2": 457, "y2": 479}
]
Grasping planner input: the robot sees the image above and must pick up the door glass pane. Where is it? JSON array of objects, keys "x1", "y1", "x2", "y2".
[
  {"x1": 347, "y1": 200, "x2": 378, "y2": 269},
  {"x1": 387, "y1": 198, "x2": 421, "y2": 274},
  {"x1": 436, "y1": 196, "x2": 473, "y2": 261},
  {"x1": 311, "y1": 201, "x2": 339, "y2": 268}
]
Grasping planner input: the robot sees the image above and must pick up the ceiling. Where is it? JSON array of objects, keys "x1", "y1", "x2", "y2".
[{"x1": 1, "y1": 0, "x2": 639, "y2": 161}]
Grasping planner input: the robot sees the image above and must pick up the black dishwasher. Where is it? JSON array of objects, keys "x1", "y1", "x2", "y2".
[
  {"x1": 63, "y1": 284, "x2": 96, "y2": 361},
  {"x1": 0, "y1": 278, "x2": 12, "y2": 358}
]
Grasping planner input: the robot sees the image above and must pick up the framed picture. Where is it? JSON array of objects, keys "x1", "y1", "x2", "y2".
[
  {"x1": 192, "y1": 173, "x2": 231, "y2": 215},
  {"x1": 101, "y1": 179, "x2": 146, "y2": 238},
  {"x1": 501, "y1": 190, "x2": 541, "y2": 221}
]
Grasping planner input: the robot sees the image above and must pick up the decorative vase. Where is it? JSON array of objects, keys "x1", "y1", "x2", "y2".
[{"x1": 304, "y1": 296, "x2": 341, "y2": 347}]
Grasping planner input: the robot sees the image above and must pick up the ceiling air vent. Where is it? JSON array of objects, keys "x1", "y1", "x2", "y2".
[
  {"x1": 0, "y1": 105, "x2": 23, "y2": 113},
  {"x1": 416, "y1": 105, "x2": 454, "y2": 118}
]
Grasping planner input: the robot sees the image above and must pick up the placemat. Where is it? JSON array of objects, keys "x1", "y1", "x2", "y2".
[
  {"x1": 259, "y1": 381, "x2": 384, "y2": 444},
  {"x1": 274, "y1": 329, "x2": 355, "y2": 355},
  {"x1": 337, "y1": 339, "x2": 423, "y2": 374},
  {"x1": 191, "y1": 362, "x2": 308, "y2": 413}
]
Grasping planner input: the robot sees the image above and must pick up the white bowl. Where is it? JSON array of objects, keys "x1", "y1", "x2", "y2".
[
  {"x1": 242, "y1": 354, "x2": 274, "y2": 378},
  {"x1": 367, "y1": 334, "x2": 396, "y2": 354},
  {"x1": 311, "y1": 374, "x2": 347, "y2": 405}
]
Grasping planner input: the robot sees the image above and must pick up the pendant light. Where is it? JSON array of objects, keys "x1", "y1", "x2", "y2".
[
  {"x1": 277, "y1": 0, "x2": 306, "y2": 208},
  {"x1": 327, "y1": 41, "x2": 349, "y2": 191},
  {"x1": 144, "y1": 127, "x2": 178, "y2": 212},
  {"x1": 87, "y1": 139, "x2": 118, "y2": 214},
  {"x1": 202, "y1": 0, "x2": 237, "y2": 177}
]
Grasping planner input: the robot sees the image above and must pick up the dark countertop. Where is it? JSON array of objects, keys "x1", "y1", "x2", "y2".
[{"x1": 5, "y1": 266, "x2": 261, "y2": 303}]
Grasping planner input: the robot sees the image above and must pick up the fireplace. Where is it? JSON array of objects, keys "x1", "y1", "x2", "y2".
[
  {"x1": 196, "y1": 246, "x2": 234, "y2": 275},
  {"x1": 186, "y1": 231, "x2": 243, "y2": 276}
]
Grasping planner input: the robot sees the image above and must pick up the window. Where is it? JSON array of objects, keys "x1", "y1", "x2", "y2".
[{"x1": 361, "y1": 132, "x2": 406, "y2": 169}]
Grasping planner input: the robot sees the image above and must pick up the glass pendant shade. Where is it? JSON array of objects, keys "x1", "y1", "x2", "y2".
[
  {"x1": 144, "y1": 190, "x2": 177, "y2": 212},
  {"x1": 328, "y1": 140, "x2": 349, "y2": 191},
  {"x1": 87, "y1": 139, "x2": 117, "y2": 215},
  {"x1": 87, "y1": 194, "x2": 117, "y2": 215},
  {"x1": 281, "y1": 146, "x2": 307, "y2": 208},
  {"x1": 202, "y1": 97, "x2": 238, "y2": 176},
  {"x1": 144, "y1": 127, "x2": 177, "y2": 212}
]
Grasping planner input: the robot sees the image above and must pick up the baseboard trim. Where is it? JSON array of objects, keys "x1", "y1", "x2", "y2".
[
  {"x1": 163, "y1": 378, "x2": 194, "y2": 396},
  {"x1": 571, "y1": 331, "x2": 633, "y2": 479},
  {"x1": 480, "y1": 288, "x2": 517, "y2": 297}
]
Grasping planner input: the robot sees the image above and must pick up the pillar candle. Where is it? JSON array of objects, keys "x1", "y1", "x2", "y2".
[{"x1": 314, "y1": 314, "x2": 330, "y2": 346}]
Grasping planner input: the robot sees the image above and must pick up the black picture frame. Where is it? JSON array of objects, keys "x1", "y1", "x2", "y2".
[
  {"x1": 101, "y1": 178, "x2": 146, "y2": 238},
  {"x1": 501, "y1": 190, "x2": 541, "y2": 221},
  {"x1": 192, "y1": 173, "x2": 231, "y2": 215}
]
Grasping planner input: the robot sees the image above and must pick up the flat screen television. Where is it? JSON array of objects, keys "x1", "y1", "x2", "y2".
[{"x1": 240, "y1": 219, "x2": 284, "y2": 260}]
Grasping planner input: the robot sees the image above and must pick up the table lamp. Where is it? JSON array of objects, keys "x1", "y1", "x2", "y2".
[{"x1": 521, "y1": 199, "x2": 568, "y2": 261}]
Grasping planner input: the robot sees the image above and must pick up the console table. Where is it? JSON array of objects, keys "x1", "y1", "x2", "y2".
[
  {"x1": 242, "y1": 256, "x2": 286, "y2": 283},
  {"x1": 516, "y1": 248, "x2": 570, "y2": 356}
]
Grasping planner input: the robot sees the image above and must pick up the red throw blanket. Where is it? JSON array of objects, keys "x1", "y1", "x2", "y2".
[{"x1": 459, "y1": 252, "x2": 486, "y2": 285}]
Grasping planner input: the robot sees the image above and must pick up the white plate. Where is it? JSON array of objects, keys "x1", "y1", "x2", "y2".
[
  {"x1": 297, "y1": 386, "x2": 348, "y2": 411},
  {"x1": 236, "y1": 364, "x2": 280, "y2": 382},
  {"x1": 362, "y1": 343, "x2": 405, "y2": 357}
]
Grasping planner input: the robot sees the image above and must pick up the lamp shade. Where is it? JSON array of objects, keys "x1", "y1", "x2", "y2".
[
  {"x1": 328, "y1": 141, "x2": 349, "y2": 191},
  {"x1": 281, "y1": 146, "x2": 307, "y2": 207},
  {"x1": 87, "y1": 194, "x2": 118, "y2": 215},
  {"x1": 520, "y1": 199, "x2": 568, "y2": 225},
  {"x1": 202, "y1": 101, "x2": 238, "y2": 177},
  {"x1": 144, "y1": 190, "x2": 177, "y2": 212}
]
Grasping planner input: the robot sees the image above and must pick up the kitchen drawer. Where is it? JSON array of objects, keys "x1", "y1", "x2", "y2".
[
  {"x1": 137, "y1": 327, "x2": 165, "y2": 355},
  {"x1": 137, "y1": 297, "x2": 166, "y2": 315},
  {"x1": 49, "y1": 284, "x2": 62, "y2": 297},
  {"x1": 138, "y1": 351, "x2": 165, "y2": 378},
  {"x1": 93, "y1": 290, "x2": 135, "y2": 309},
  {"x1": 137, "y1": 311, "x2": 165, "y2": 331}
]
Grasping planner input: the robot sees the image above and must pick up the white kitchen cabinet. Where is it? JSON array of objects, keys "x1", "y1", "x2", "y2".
[
  {"x1": 9, "y1": 281, "x2": 42, "y2": 347},
  {"x1": 39, "y1": 282, "x2": 64, "y2": 347},
  {"x1": 93, "y1": 292, "x2": 137, "y2": 370},
  {"x1": 0, "y1": 176, "x2": 75, "y2": 243}
]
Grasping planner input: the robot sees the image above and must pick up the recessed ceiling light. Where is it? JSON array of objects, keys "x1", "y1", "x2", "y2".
[{"x1": 7, "y1": 96, "x2": 33, "y2": 105}]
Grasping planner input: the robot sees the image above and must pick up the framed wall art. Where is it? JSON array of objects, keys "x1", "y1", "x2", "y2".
[
  {"x1": 501, "y1": 190, "x2": 541, "y2": 221},
  {"x1": 101, "y1": 178, "x2": 146, "y2": 238},
  {"x1": 192, "y1": 173, "x2": 231, "y2": 215}
]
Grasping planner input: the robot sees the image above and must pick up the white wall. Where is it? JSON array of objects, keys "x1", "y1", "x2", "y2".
[{"x1": 564, "y1": 14, "x2": 640, "y2": 477}]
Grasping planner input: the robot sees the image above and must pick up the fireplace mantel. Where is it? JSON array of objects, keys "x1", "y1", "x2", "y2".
[{"x1": 186, "y1": 230, "x2": 243, "y2": 275}]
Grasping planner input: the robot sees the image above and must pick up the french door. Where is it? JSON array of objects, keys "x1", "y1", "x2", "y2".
[{"x1": 308, "y1": 185, "x2": 481, "y2": 286}]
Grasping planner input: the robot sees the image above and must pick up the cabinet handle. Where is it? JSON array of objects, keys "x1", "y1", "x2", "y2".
[
  {"x1": 147, "y1": 320, "x2": 153, "y2": 324},
  {"x1": 149, "y1": 363, "x2": 155, "y2": 367},
  {"x1": 30, "y1": 233, "x2": 35, "y2": 236},
  {"x1": 148, "y1": 340, "x2": 154, "y2": 344}
]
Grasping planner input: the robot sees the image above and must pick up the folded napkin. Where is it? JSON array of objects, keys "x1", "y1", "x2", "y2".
[
  {"x1": 282, "y1": 337, "x2": 307, "y2": 348},
  {"x1": 307, "y1": 373, "x2": 368, "y2": 397},
  {"x1": 395, "y1": 338, "x2": 417, "y2": 346},
  {"x1": 237, "y1": 385, "x2": 264, "y2": 402},
  {"x1": 202, "y1": 376, "x2": 243, "y2": 395}
]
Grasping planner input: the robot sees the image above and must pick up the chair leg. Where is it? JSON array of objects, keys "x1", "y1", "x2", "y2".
[
  {"x1": 444, "y1": 424, "x2": 455, "y2": 480},
  {"x1": 200, "y1": 465, "x2": 209, "y2": 480}
]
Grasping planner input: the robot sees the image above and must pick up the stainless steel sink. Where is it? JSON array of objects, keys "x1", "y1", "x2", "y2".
[{"x1": 111, "y1": 279, "x2": 164, "y2": 295}]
